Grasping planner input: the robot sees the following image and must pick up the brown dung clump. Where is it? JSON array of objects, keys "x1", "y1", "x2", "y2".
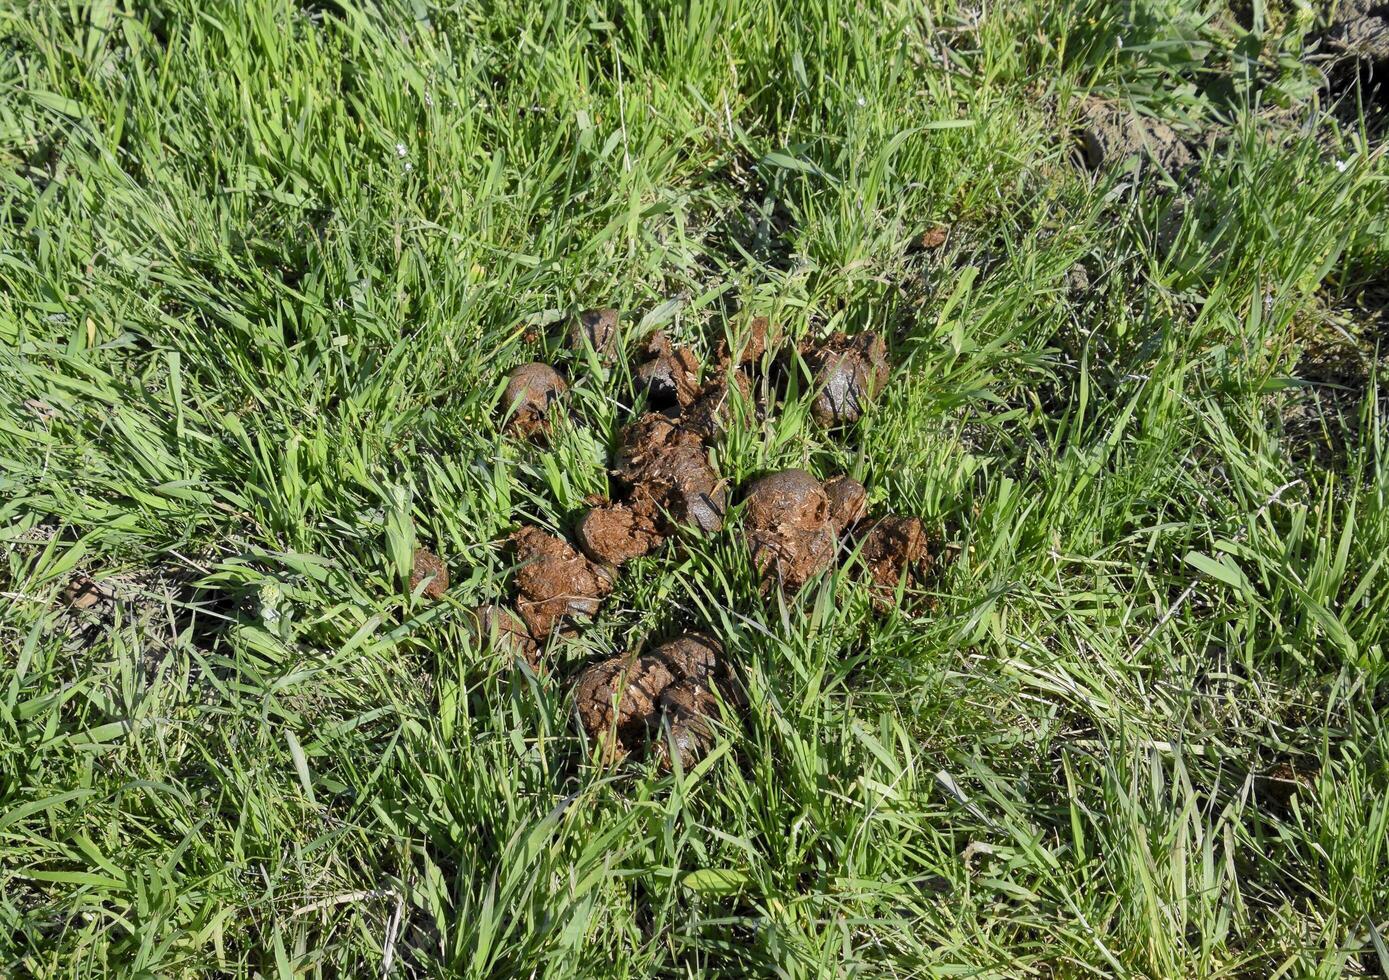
[
  {"x1": 650, "y1": 683, "x2": 719, "y2": 770},
  {"x1": 63, "y1": 574, "x2": 114, "y2": 611},
  {"x1": 479, "y1": 305, "x2": 931, "y2": 777},
  {"x1": 566, "y1": 322, "x2": 748, "y2": 571},
  {"x1": 804, "y1": 332, "x2": 889, "y2": 427},
  {"x1": 468, "y1": 603, "x2": 541, "y2": 669},
  {"x1": 569, "y1": 308, "x2": 619, "y2": 359},
  {"x1": 743, "y1": 469, "x2": 837, "y2": 593},
  {"x1": 714, "y1": 315, "x2": 776, "y2": 368},
  {"x1": 615, "y1": 413, "x2": 727, "y2": 535},
  {"x1": 573, "y1": 633, "x2": 730, "y2": 768},
  {"x1": 856, "y1": 515, "x2": 929, "y2": 608},
  {"x1": 501, "y1": 362, "x2": 568, "y2": 438},
  {"x1": 574, "y1": 500, "x2": 664, "y2": 566},
  {"x1": 823, "y1": 475, "x2": 868, "y2": 535},
  {"x1": 410, "y1": 546, "x2": 449, "y2": 601},
  {"x1": 918, "y1": 226, "x2": 948, "y2": 250},
  {"x1": 634, "y1": 330, "x2": 701, "y2": 410},
  {"x1": 683, "y1": 371, "x2": 753, "y2": 443},
  {"x1": 509, "y1": 526, "x2": 614, "y2": 639}
]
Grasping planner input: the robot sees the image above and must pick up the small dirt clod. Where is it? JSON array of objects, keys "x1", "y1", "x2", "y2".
[
  {"x1": 574, "y1": 502, "x2": 664, "y2": 566},
  {"x1": 501, "y1": 362, "x2": 568, "y2": 438},
  {"x1": 805, "y1": 332, "x2": 889, "y2": 427},
  {"x1": 410, "y1": 547, "x2": 449, "y2": 601},
  {"x1": 569, "y1": 308, "x2": 619, "y2": 358},
  {"x1": 743, "y1": 469, "x2": 837, "y2": 592},
  {"x1": 510, "y1": 526, "x2": 613, "y2": 639},
  {"x1": 615, "y1": 413, "x2": 727, "y2": 534}
]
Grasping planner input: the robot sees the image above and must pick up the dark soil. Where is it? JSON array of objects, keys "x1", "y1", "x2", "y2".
[
  {"x1": 1325, "y1": 1, "x2": 1389, "y2": 63},
  {"x1": 572, "y1": 633, "x2": 729, "y2": 766},
  {"x1": 743, "y1": 468, "x2": 837, "y2": 592},
  {"x1": 501, "y1": 362, "x2": 568, "y2": 438},
  {"x1": 1257, "y1": 759, "x2": 1318, "y2": 812},
  {"x1": 574, "y1": 500, "x2": 664, "y2": 566},
  {"x1": 1322, "y1": 1, "x2": 1389, "y2": 134},
  {"x1": 57, "y1": 564, "x2": 231, "y2": 671},
  {"x1": 468, "y1": 603, "x2": 541, "y2": 669},
  {"x1": 803, "y1": 331, "x2": 889, "y2": 427},
  {"x1": 634, "y1": 330, "x2": 701, "y2": 410},
  {"x1": 509, "y1": 526, "x2": 614, "y2": 639},
  {"x1": 410, "y1": 546, "x2": 449, "y2": 601},
  {"x1": 614, "y1": 413, "x2": 727, "y2": 534},
  {"x1": 569, "y1": 308, "x2": 619, "y2": 359},
  {"x1": 1075, "y1": 97, "x2": 1196, "y2": 174},
  {"x1": 1281, "y1": 300, "x2": 1388, "y2": 468}
]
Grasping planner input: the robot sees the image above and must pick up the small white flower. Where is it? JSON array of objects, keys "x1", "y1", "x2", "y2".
[
  {"x1": 404, "y1": 161, "x2": 413, "y2": 172},
  {"x1": 855, "y1": 95, "x2": 867, "y2": 107},
  {"x1": 1335, "y1": 157, "x2": 1350, "y2": 172},
  {"x1": 395, "y1": 142, "x2": 407, "y2": 157},
  {"x1": 424, "y1": 90, "x2": 434, "y2": 108},
  {"x1": 259, "y1": 582, "x2": 283, "y2": 625}
]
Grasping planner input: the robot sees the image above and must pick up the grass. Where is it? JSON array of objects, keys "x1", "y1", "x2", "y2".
[{"x1": 2, "y1": 0, "x2": 1388, "y2": 975}]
